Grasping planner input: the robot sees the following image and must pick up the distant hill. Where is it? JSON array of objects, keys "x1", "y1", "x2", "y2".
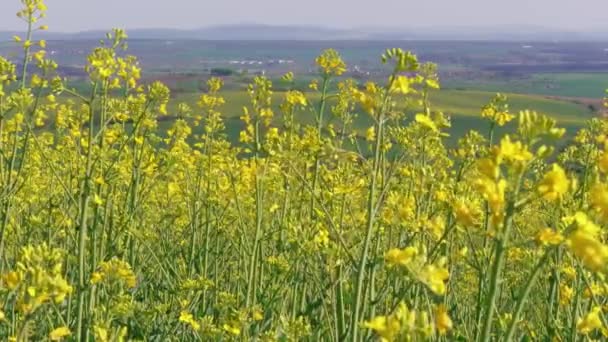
[{"x1": 1, "y1": 24, "x2": 607, "y2": 41}]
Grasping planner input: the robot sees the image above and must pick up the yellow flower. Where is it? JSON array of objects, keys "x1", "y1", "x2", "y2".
[
  {"x1": 365, "y1": 126, "x2": 376, "y2": 142},
  {"x1": 91, "y1": 258, "x2": 137, "y2": 288},
  {"x1": 90, "y1": 272, "x2": 103, "y2": 284},
  {"x1": 313, "y1": 228, "x2": 330, "y2": 248},
  {"x1": 559, "y1": 284, "x2": 573, "y2": 306},
  {"x1": 362, "y1": 315, "x2": 401, "y2": 342},
  {"x1": 481, "y1": 94, "x2": 514, "y2": 126},
  {"x1": 475, "y1": 178, "x2": 506, "y2": 226},
  {"x1": 569, "y1": 231, "x2": 608, "y2": 272},
  {"x1": 355, "y1": 91, "x2": 376, "y2": 115},
  {"x1": 315, "y1": 49, "x2": 346, "y2": 76},
  {"x1": 4, "y1": 271, "x2": 21, "y2": 289},
  {"x1": 577, "y1": 307, "x2": 603, "y2": 335},
  {"x1": 385, "y1": 247, "x2": 418, "y2": 267},
  {"x1": 497, "y1": 135, "x2": 532, "y2": 164},
  {"x1": 453, "y1": 201, "x2": 479, "y2": 227},
  {"x1": 390, "y1": 75, "x2": 411, "y2": 94},
  {"x1": 223, "y1": 323, "x2": 241, "y2": 336},
  {"x1": 415, "y1": 114, "x2": 438, "y2": 132},
  {"x1": 252, "y1": 308, "x2": 264, "y2": 321},
  {"x1": 584, "y1": 282, "x2": 608, "y2": 298},
  {"x1": 568, "y1": 212, "x2": 608, "y2": 272},
  {"x1": 93, "y1": 194, "x2": 104, "y2": 206},
  {"x1": 285, "y1": 90, "x2": 307, "y2": 106},
  {"x1": 477, "y1": 158, "x2": 500, "y2": 180},
  {"x1": 435, "y1": 305, "x2": 453, "y2": 335},
  {"x1": 590, "y1": 183, "x2": 608, "y2": 221},
  {"x1": 94, "y1": 326, "x2": 109, "y2": 342},
  {"x1": 419, "y1": 260, "x2": 450, "y2": 295},
  {"x1": 49, "y1": 326, "x2": 71, "y2": 341},
  {"x1": 536, "y1": 228, "x2": 564, "y2": 246},
  {"x1": 309, "y1": 79, "x2": 319, "y2": 91},
  {"x1": 179, "y1": 311, "x2": 201, "y2": 331},
  {"x1": 537, "y1": 164, "x2": 569, "y2": 201},
  {"x1": 561, "y1": 266, "x2": 577, "y2": 280}
]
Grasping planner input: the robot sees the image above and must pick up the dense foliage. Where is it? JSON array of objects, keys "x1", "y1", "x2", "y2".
[{"x1": 2, "y1": 1, "x2": 608, "y2": 341}]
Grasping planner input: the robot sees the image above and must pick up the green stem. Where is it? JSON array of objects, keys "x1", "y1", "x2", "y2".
[
  {"x1": 504, "y1": 249, "x2": 552, "y2": 340},
  {"x1": 350, "y1": 100, "x2": 386, "y2": 342}
]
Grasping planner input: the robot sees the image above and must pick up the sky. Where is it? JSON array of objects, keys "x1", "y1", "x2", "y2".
[{"x1": 1, "y1": 0, "x2": 607, "y2": 32}]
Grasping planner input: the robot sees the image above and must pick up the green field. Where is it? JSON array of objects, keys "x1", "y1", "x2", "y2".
[
  {"x1": 165, "y1": 88, "x2": 592, "y2": 146},
  {"x1": 444, "y1": 73, "x2": 608, "y2": 99}
]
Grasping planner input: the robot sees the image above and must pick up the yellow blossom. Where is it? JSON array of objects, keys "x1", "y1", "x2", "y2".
[
  {"x1": 49, "y1": 326, "x2": 71, "y2": 341},
  {"x1": 435, "y1": 305, "x2": 453, "y2": 335},
  {"x1": 390, "y1": 75, "x2": 411, "y2": 94},
  {"x1": 560, "y1": 284, "x2": 573, "y2": 306},
  {"x1": 536, "y1": 228, "x2": 564, "y2": 246},
  {"x1": 179, "y1": 311, "x2": 201, "y2": 331},
  {"x1": 315, "y1": 49, "x2": 346, "y2": 76},
  {"x1": 568, "y1": 212, "x2": 608, "y2": 272},
  {"x1": 415, "y1": 114, "x2": 438, "y2": 132},
  {"x1": 385, "y1": 247, "x2": 418, "y2": 267},
  {"x1": 362, "y1": 315, "x2": 401, "y2": 342},
  {"x1": 497, "y1": 135, "x2": 533, "y2": 165},
  {"x1": 419, "y1": 260, "x2": 450, "y2": 295},
  {"x1": 453, "y1": 201, "x2": 479, "y2": 227},
  {"x1": 365, "y1": 126, "x2": 376, "y2": 142},
  {"x1": 223, "y1": 323, "x2": 241, "y2": 336},
  {"x1": 590, "y1": 183, "x2": 608, "y2": 221},
  {"x1": 577, "y1": 307, "x2": 603, "y2": 335},
  {"x1": 537, "y1": 164, "x2": 569, "y2": 201}
]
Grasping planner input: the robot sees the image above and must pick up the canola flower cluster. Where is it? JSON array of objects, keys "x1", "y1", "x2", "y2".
[{"x1": 2, "y1": 1, "x2": 608, "y2": 341}]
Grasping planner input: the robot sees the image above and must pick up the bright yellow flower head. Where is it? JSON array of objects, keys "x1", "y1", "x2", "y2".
[
  {"x1": 590, "y1": 183, "x2": 608, "y2": 221},
  {"x1": 390, "y1": 75, "x2": 412, "y2": 95},
  {"x1": 415, "y1": 114, "x2": 439, "y2": 133},
  {"x1": 568, "y1": 212, "x2": 608, "y2": 272},
  {"x1": 362, "y1": 315, "x2": 401, "y2": 342},
  {"x1": 496, "y1": 135, "x2": 533, "y2": 165},
  {"x1": 477, "y1": 158, "x2": 500, "y2": 180},
  {"x1": 315, "y1": 49, "x2": 346, "y2": 76},
  {"x1": 223, "y1": 323, "x2": 241, "y2": 336},
  {"x1": 560, "y1": 284, "x2": 574, "y2": 306},
  {"x1": 435, "y1": 305, "x2": 453, "y2": 335},
  {"x1": 49, "y1": 326, "x2": 71, "y2": 341},
  {"x1": 285, "y1": 90, "x2": 307, "y2": 107},
  {"x1": 537, "y1": 164, "x2": 569, "y2": 201},
  {"x1": 385, "y1": 247, "x2": 418, "y2": 267},
  {"x1": 365, "y1": 126, "x2": 376, "y2": 142},
  {"x1": 536, "y1": 228, "x2": 564, "y2": 246},
  {"x1": 577, "y1": 306, "x2": 603, "y2": 335},
  {"x1": 419, "y1": 260, "x2": 450, "y2": 295},
  {"x1": 453, "y1": 201, "x2": 479, "y2": 227},
  {"x1": 179, "y1": 311, "x2": 201, "y2": 331},
  {"x1": 475, "y1": 178, "x2": 507, "y2": 226}
]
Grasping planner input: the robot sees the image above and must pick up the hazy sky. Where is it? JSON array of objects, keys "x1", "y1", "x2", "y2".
[{"x1": 1, "y1": 0, "x2": 607, "y2": 32}]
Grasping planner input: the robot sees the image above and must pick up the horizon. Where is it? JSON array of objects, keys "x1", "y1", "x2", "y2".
[{"x1": 2, "y1": 23, "x2": 608, "y2": 35}]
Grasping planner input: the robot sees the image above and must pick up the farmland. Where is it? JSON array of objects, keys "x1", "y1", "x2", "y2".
[{"x1": 7, "y1": 38, "x2": 603, "y2": 146}]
